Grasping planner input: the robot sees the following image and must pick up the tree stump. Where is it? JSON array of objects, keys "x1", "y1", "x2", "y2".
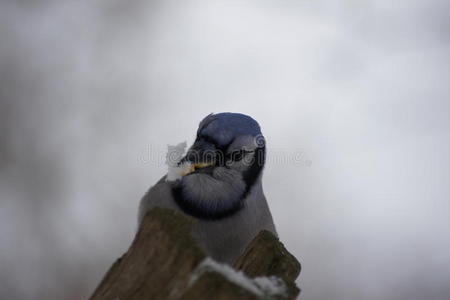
[{"x1": 90, "y1": 208, "x2": 301, "y2": 300}]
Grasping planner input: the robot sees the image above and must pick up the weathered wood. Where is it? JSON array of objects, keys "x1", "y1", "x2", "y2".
[
  {"x1": 90, "y1": 208, "x2": 205, "y2": 300},
  {"x1": 90, "y1": 208, "x2": 301, "y2": 300},
  {"x1": 234, "y1": 230, "x2": 301, "y2": 282}
]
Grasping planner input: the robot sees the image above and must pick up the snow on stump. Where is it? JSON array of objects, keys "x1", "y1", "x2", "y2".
[
  {"x1": 90, "y1": 208, "x2": 301, "y2": 300},
  {"x1": 234, "y1": 230, "x2": 301, "y2": 283}
]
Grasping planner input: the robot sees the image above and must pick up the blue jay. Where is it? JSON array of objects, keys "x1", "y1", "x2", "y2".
[{"x1": 139, "y1": 112, "x2": 276, "y2": 264}]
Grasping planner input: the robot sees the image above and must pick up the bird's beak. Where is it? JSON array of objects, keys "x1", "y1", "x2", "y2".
[
  {"x1": 181, "y1": 162, "x2": 213, "y2": 176},
  {"x1": 179, "y1": 140, "x2": 216, "y2": 176}
]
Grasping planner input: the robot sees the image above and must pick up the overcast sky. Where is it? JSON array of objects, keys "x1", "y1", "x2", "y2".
[{"x1": 1, "y1": 1, "x2": 449, "y2": 299}]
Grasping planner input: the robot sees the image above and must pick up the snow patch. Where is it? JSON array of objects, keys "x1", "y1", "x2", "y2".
[
  {"x1": 165, "y1": 141, "x2": 191, "y2": 181},
  {"x1": 190, "y1": 258, "x2": 287, "y2": 298}
]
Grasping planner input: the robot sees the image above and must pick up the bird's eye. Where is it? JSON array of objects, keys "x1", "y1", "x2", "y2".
[
  {"x1": 229, "y1": 151, "x2": 243, "y2": 161},
  {"x1": 227, "y1": 149, "x2": 253, "y2": 162}
]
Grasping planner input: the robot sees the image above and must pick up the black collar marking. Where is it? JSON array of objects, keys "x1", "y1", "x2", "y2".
[{"x1": 172, "y1": 146, "x2": 266, "y2": 221}]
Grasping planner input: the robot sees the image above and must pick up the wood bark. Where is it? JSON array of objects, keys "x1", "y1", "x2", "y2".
[{"x1": 91, "y1": 208, "x2": 301, "y2": 300}]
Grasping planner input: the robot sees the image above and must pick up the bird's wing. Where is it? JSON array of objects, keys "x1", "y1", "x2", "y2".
[{"x1": 137, "y1": 176, "x2": 180, "y2": 225}]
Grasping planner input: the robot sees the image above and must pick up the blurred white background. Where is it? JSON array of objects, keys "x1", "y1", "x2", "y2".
[{"x1": 1, "y1": 0, "x2": 449, "y2": 299}]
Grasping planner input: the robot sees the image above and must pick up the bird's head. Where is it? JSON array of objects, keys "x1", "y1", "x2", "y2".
[{"x1": 172, "y1": 112, "x2": 266, "y2": 220}]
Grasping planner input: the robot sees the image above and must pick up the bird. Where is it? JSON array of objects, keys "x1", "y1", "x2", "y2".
[{"x1": 138, "y1": 112, "x2": 277, "y2": 264}]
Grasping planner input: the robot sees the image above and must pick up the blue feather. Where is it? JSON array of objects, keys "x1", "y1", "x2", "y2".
[{"x1": 198, "y1": 112, "x2": 261, "y2": 147}]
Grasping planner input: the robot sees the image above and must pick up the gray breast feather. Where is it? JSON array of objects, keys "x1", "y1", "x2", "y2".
[{"x1": 138, "y1": 176, "x2": 277, "y2": 264}]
